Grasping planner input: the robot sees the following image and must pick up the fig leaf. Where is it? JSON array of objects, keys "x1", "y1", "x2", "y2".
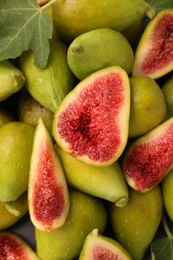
[{"x1": 0, "y1": 0, "x2": 53, "y2": 68}]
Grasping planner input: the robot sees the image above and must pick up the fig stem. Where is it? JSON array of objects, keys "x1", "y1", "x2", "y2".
[
  {"x1": 162, "y1": 214, "x2": 173, "y2": 240},
  {"x1": 146, "y1": 6, "x2": 156, "y2": 19},
  {"x1": 41, "y1": 0, "x2": 57, "y2": 10}
]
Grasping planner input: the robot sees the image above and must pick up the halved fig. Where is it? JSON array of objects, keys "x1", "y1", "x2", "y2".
[
  {"x1": 132, "y1": 9, "x2": 173, "y2": 79},
  {"x1": 0, "y1": 232, "x2": 39, "y2": 259},
  {"x1": 122, "y1": 117, "x2": 173, "y2": 192},
  {"x1": 79, "y1": 228, "x2": 132, "y2": 260},
  {"x1": 28, "y1": 118, "x2": 69, "y2": 231},
  {"x1": 53, "y1": 66, "x2": 130, "y2": 167}
]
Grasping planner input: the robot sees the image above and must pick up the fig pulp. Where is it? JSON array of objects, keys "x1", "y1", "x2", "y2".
[
  {"x1": 28, "y1": 119, "x2": 69, "y2": 231},
  {"x1": 123, "y1": 117, "x2": 173, "y2": 192},
  {"x1": 132, "y1": 9, "x2": 173, "y2": 79},
  {"x1": 53, "y1": 66, "x2": 130, "y2": 167}
]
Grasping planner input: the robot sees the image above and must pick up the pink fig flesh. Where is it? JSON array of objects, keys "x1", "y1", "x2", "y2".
[
  {"x1": 123, "y1": 117, "x2": 173, "y2": 192},
  {"x1": 53, "y1": 66, "x2": 130, "y2": 166},
  {"x1": 133, "y1": 9, "x2": 173, "y2": 79}
]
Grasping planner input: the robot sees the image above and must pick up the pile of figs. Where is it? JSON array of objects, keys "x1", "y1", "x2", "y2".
[{"x1": 0, "y1": 0, "x2": 173, "y2": 259}]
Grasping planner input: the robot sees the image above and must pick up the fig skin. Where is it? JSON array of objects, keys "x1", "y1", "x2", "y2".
[
  {"x1": 79, "y1": 228, "x2": 133, "y2": 260},
  {"x1": 123, "y1": 117, "x2": 173, "y2": 192},
  {"x1": 162, "y1": 168, "x2": 173, "y2": 221},
  {"x1": 55, "y1": 145, "x2": 129, "y2": 206},
  {"x1": 0, "y1": 232, "x2": 39, "y2": 259},
  {"x1": 108, "y1": 186, "x2": 163, "y2": 260},
  {"x1": 36, "y1": 189, "x2": 107, "y2": 260},
  {"x1": 53, "y1": 66, "x2": 130, "y2": 167},
  {"x1": 132, "y1": 9, "x2": 173, "y2": 79},
  {"x1": 28, "y1": 119, "x2": 69, "y2": 232},
  {"x1": 0, "y1": 122, "x2": 35, "y2": 202},
  {"x1": 52, "y1": 0, "x2": 151, "y2": 43},
  {"x1": 67, "y1": 28, "x2": 134, "y2": 80},
  {"x1": 162, "y1": 75, "x2": 173, "y2": 119}
]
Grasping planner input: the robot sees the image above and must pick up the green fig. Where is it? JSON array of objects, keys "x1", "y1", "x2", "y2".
[
  {"x1": 19, "y1": 37, "x2": 75, "y2": 113},
  {"x1": 0, "y1": 122, "x2": 35, "y2": 202},
  {"x1": 0, "y1": 60, "x2": 25, "y2": 102},
  {"x1": 162, "y1": 75, "x2": 173, "y2": 119},
  {"x1": 162, "y1": 168, "x2": 173, "y2": 221},
  {"x1": 67, "y1": 28, "x2": 134, "y2": 80},
  {"x1": 108, "y1": 186, "x2": 163, "y2": 260},
  {"x1": 36, "y1": 189, "x2": 107, "y2": 260},
  {"x1": 52, "y1": 0, "x2": 154, "y2": 43},
  {"x1": 79, "y1": 228, "x2": 133, "y2": 260},
  {"x1": 55, "y1": 145, "x2": 129, "y2": 206}
]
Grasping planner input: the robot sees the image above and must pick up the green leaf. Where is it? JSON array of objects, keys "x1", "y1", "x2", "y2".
[
  {"x1": 0, "y1": 0, "x2": 52, "y2": 68},
  {"x1": 146, "y1": 0, "x2": 173, "y2": 14},
  {"x1": 151, "y1": 236, "x2": 173, "y2": 260}
]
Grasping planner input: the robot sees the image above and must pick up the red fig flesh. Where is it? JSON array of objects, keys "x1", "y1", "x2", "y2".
[
  {"x1": 53, "y1": 66, "x2": 130, "y2": 166},
  {"x1": 123, "y1": 117, "x2": 173, "y2": 192},
  {"x1": 132, "y1": 9, "x2": 173, "y2": 79},
  {"x1": 28, "y1": 119, "x2": 69, "y2": 231}
]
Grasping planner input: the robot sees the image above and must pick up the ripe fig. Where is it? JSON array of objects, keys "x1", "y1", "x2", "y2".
[
  {"x1": 162, "y1": 75, "x2": 173, "y2": 118},
  {"x1": 0, "y1": 60, "x2": 25, "y2": 102},
  {"x1": 132, "y1": 9, "x2": 173, "y2": 79},
  {"x1": 123, "y1": 117, "x2": 173, "y2": 192},
  {"x1": 53, "y1": 66, "x2": 130, "y2": 167},
  {"x1": 129, "y1": 76, "x2": 167, "y2": 137},
  {"x1": 79, "y1": 228, "x2": 132, "y2": 260},
  {"x1": 19, "y1": 37, "x2": 75, "y2": 113},
  {"x1": 108, "y1": 186, "x2": 163, "y2": 260},
  {"x1": 36, "y1": 189, "x2": 107, "y2": 260},
  {"x1": 0, "y1": 122, "x2": 35, "y2": 202},
  {"x1": 52, "y1": 0, "x2": 153, "y2": 43},
  {"x1": 0, "y1": 231, "x2": 39, "y2": 259},
  {"x1": 67, "y1": 28, "x2": 134, "y2": 80},
  {"x1": 28, "y1": 119, "x2": 69, "y2": 232},
  {"x1": 55, "y1": 145, "x2": 129, "y2": 206},
  {"x1": 162, "y1": 168, "x2": 173, "y2": 221}
]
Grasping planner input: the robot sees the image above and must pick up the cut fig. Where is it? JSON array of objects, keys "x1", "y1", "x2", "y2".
[
  {"x1": 123, "y1": 117, "x2": 173, "y2": 192},
  {"x1": 28, "y1": 118, "x2": 69, "y2": 231},
  {"x1": 79, "y1": 228, "x2": 132, "y2": 260},
  {"x1": 0, "y1": 232, "x2": 39, "y2": 259},
  {"x1": 53, "y1": 66, "x2": 130, "y2": 167},
  {"x1": 132, "y1": 9, "x2": 173, "y2": 79}
]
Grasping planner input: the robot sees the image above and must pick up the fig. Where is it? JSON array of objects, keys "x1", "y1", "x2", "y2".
[
  {"x1": 52, "y1": 0, "x2": 153, "y2": 43},
  {"x1": 162, "y1": 168, "x2": 173, "y2": 221},
  {"x1": 79, "y1": 228, "x2": 133, "y2": 260},
  {"x1": 53, "y1": 66, "x2": 130, "y2": 167},
  {"x1": 0, "y1": 122, "x2": 35, "y2": 202},
  {"x1": 55, "y1": 145, "x2": 129, "y2": 206},
  {"x1": 28, "y1": 118, "x2": 69, "y2": 232},
  {"x1": 18, "y1": 90, "x2": 54, "y2": 133},
  {"x1": 129, "y1": 76, "x2": 167, "y2": 137},
  {"x1": 162, "y1": 75, "x2": 173, "y2": 118},
  {"x1": 19, "y1": 37, "x2": 75, "y2": 113},
  {"x1": 123, "y1": 117, "x2": 173, "y2": 192},
  {"x1": 108, "y1": 186, "x2": 163, "y2": 260},
  {"x1": 67, "y1": 28, "x2": 134, "y2": 80},
  {"x1": 132, "y1": 9, "x2": 173, "y2": 79},
  {"x1": 0, "y1": 193, "x2": 28, "y2": 231},
  {"x1": 0, "y1": 105, "x2": 15, "y2": 127},
  {"x1": 36, "y1": 188, "x2": 107, "y2": 260},
  {"x1": 0, "y1": 231, "x2": 39, "y2": 259},
  {"x1": 0, "y1": 60, "x2": 25, "y2": 102}
]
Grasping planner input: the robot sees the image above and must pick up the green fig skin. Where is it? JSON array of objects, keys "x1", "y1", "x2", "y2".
[
  {"x1": 162, "y1": 75, "x2": 173, "y2": 119},
  {"x1": 55, "y1": 145, "x2": 129, "y2": 206},
  {"x1": 19, "y1": 37, "x2": 75, "y2": 113},
  {"x1": 0, "y1": 61, "x2": 25, "y2": 102},
  {"x1": 108, "y1": 186, "x2": 163, "y2": 260},
  {"x1": 162, "y1": 168, "x2": 173, "y2": 221},
  {"x1": 0, "y1": 122, "x2": 35, "y2": 202},
  {"x1": 53, "y1": 0, "x2": 151, "y2": 43},
  {"x1": 36, "y1": 189, "x2": 107, "y2": 260},
  {"x1": 79, "y1": 228, "x2": 133, "y2": 260},
  {"x1": 67, "y1": 28, "x2": 134, "y2": 80}
]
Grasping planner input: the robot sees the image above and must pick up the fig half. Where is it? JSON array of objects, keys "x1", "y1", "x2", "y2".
[
  {"x1": 123, "y1": 117, "x2": 173, "y2": 192},
  {"x1": 132, "y1": 9, "x2": 173, "y2": 79},
  {"x1": 53, "y1": 66, "x2": 130, "y2": 166},
  {"x1": 28, "y1": 118, "x2": 69, "y2": 231}
]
